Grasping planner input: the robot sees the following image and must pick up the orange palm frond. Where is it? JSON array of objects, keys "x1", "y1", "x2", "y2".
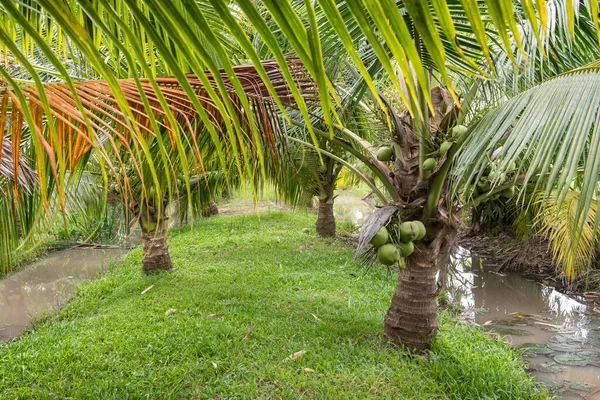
[{"x1": 1, "y1": 58, "x2": 318, "y2": 197}]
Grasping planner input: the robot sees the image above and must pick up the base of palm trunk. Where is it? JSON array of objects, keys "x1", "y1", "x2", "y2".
[
  {"x1": 202, "y1": 201, "x2": 219, "y2": 217},
  {"x1": 384, "y1": 245, "x2": 439, "y2": 350},
  {"x1": 316, "y1": 199, "x2": 336, "y2": 237},
  {"x1": 142, "y1": 230, "x2": 172, "y2": 273}
]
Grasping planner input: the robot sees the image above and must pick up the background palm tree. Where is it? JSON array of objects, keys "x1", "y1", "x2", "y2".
[{"x1": 0, "y1": 58, "x2": 318, "y2": 272}]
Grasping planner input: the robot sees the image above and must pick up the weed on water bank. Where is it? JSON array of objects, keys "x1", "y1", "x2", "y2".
[{"x1": 0, "y1": 212, "x2": 548, "y2": 399}]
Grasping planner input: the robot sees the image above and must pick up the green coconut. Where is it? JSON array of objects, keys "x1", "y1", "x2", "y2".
[
  {"x1": 399, "y1": 241, "x2": 415, "y2": 257},
  {"x1": 451, "y1": 125, "x2": 468, "y2": 138},
  {"x1": 376, "y1": 146, "x2": 393, "y2": 161},
  {"x1": 507, "y1": 161, "x2": 517, "y2": 172},
  {"x1": 439, "y1": 141, "x2": 452, "y2": 156},
  {"x1": 501, "y1": 187, "x2": 515, "y2": 198},
  {"x1": 399, "y1": 221, "x2": 419, "y2": 242},
  {"x1": 422, "y1": 158, "x2": 436, "y2": 172},
  {"x1": 477, "y1": 180, "x2": 491, "y2": 192},
  {"x1": 369, "y1": 226, "x2": 389, "y2": 246},
  {"x1": 378, "y1": 244, "x2": 400, "y2": 266},
  {"x1": 412, "y1": 220, "x2": 426, "y2": 241},
  {"x1": 147, "y1": 186, "x2": 156, "y2": 199}
]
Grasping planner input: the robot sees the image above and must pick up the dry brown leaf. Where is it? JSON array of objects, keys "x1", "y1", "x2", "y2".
[
  {"x1": 289, "y1": 350, "x2": 306, "y2": 360},
  {"x1": 141, "y1": 285, "x2": 154, "y2": 295}
]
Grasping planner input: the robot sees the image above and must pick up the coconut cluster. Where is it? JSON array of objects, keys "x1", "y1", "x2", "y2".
[
  {"x1": 422, "y1": 124, "x2": 467, "y2": 174},
  {"x1": 472, "y1": 156, "x2": 517, "y2": 199},
  {"x1": 369, "y1": 221, "x2": 426, "y2": 266}
]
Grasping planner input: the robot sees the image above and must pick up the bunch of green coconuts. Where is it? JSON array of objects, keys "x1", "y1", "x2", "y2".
[
  {"x1": 472, "y1": 157, "x2": 517, "y2": 198},
  {"x1": 375, "y1": 125, "x2": 468, "y2": 174},
  {"x1": 369, "y1": 221, "x2": 426, "y2": 266}
]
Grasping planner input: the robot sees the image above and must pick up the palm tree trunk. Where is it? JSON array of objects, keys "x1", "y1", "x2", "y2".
[
  {"x1": 139, "y1": 204, "x2": 172, "y2": 273},
  {"x1": 202, "y1": 200, "x2": 219, "y2": 217},
  {"x1": 315, "y1": 158, "x2": 340, "y2": 237},
  {"x1": 13, "y1": 207, "x2": 22, "y2": 239},
  {"x1": 316, "y1": 197, "x2": 336, "y2": 237},
  {"x1": 384, "y1": 244, "x2": 439, "y2": 349},
  {"x1": 384, "y1": 225, "x2": 457, "y2": 349}
]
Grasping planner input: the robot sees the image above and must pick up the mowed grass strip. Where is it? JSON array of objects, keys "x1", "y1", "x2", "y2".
[{"x1": 0, "y1": 212, "x2": 547, "y2": 399}]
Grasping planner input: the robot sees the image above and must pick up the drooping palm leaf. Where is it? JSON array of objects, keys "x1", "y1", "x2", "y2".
[
  {"x1": 1, "y1": 58, "x2": 318, "y2": 203},
  {"x1": 451, "y1": 62, "x2": 600, "y2": 277},
  {"x1": 533, "y1": 190, "x2": 598, "y2": 280}
]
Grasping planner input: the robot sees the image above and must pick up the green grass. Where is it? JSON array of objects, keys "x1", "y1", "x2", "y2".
[{"x1": 0, "y1": 212, "x2": 548, "y2": 399}]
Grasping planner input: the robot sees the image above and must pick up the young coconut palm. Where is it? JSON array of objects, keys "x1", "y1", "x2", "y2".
[
  {"x1": 0, "y1": 137, "x2": 39, "y2": 273},
  {"x1": 235, "y1": 0, "x2": 600, "y2": 350}
]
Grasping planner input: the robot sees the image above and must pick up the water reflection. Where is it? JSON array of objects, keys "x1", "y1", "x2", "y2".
[
  {"x1": 0, "y1": 248, "x2": 125, "y2": 341},
  {"x1": 333, "y1": 189, "x2": 374, "y2": 225},
  {"x1": 446, "y1": 246, "x2": 600, "y2": 397}
]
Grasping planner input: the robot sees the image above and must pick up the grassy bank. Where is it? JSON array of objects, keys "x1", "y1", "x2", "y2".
[{"x1": 0, "y1": 212, "x2": 547, "y2": 399}]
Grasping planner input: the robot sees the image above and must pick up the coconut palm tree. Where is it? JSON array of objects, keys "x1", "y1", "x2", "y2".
[
  {"x1": 0, "y1": 58, "x2": 318, "y2": 272},
  {"x1": 233, "y1": 0, "x2": 600, "y2": 350},
  {"x1": 4, "y1": 0, "x2": 600, "y2": 350}
]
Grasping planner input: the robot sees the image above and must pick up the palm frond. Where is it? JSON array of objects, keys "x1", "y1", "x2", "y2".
[
  {"x1": 0, "y1": 137, "x2": 37, "y2": 194},
  {"x1": 1, "y1": 58, "x2": 317, "y2": 202},
  {"x1": 452, "y1": 62, "x2": 600, "y2": 278},
  {"x1": 534, "y1": 190, "x2": 597, "y2": 280}
]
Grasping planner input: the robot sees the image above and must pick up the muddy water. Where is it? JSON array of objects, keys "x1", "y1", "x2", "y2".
[
  {"x1": 448, "y1": 247, "x2": 600, "y2": 399},
  {"x1": 0, "y1": 248, "x2": 126, "y2": 341},
  {"x1": 333, "y1": 189, "x2": 375, "y2": 225}
]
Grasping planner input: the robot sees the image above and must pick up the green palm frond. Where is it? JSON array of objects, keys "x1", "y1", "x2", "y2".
[{"x1": 452, "y1": 62, "x2": 600, "y2": 278}]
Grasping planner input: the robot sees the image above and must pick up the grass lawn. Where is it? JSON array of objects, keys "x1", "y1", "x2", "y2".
[{"x1": 0, "y1": 212, "x2": 548, "y2": 399}]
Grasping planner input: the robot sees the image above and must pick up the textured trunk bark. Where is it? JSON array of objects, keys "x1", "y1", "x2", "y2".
[
  {"x1": 470, "y1": 206, "x2": 482, "y2": 234},
  {"x1": 202, "y1": 200, "x2": 219, "y2": 217},
  {"x1": 384, "y1": 244, "x2": 439, "y2": 349},
  {"x1": 316, "y1": 199, "x2": 336, "y2": 237},
  {"x1": 139, "y1": 204, "x2": 172, "y2": 273},
  {"x1": 384, "y1": 226, "x2": 457, "y2": 349},
  {"x1": 315, "y1": 156, "x2": 340, "y2": 238},
  {"x1": 14, "y1": 207, "x2": 22, "y2": 239}
]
